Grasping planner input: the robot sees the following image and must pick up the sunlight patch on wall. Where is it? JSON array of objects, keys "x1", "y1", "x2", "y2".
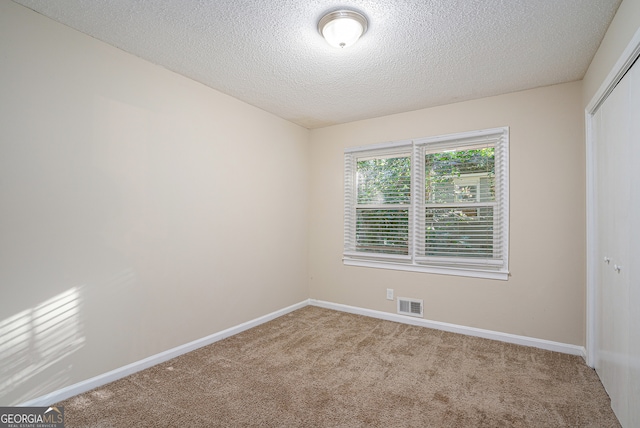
[{"x1": 0, "y1": 287, "x2": 85, "y2": 403}]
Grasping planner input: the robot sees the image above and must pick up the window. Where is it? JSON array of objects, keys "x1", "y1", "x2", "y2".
[{"x1": 344, "y1": 127, "x2": 509, "y2": 280}]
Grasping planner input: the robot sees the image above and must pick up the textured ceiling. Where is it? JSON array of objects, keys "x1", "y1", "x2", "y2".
[{"x1": 13, "y1": 0, "x2": 621, "y2": 129}]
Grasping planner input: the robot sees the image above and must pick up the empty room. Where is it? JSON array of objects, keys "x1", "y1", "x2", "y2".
[{"x1": 1, "y1": 0, "x2": 639, "y2": 426}]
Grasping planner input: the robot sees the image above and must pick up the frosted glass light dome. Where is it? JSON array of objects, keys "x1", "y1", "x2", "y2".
[{"x1": 318, "y1": 10, "x2": 368, "y2": 48}]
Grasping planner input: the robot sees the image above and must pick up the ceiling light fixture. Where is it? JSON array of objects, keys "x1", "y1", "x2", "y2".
[{"x1": 318, "y1": 10, "x2": 368, "y2": 49}]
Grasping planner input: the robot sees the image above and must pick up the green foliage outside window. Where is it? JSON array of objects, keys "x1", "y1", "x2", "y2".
[
  {"x1": 356, "y1": 156, "x2": 410, "y2": 254},
  {"x1": 353, "y1": 148, "x2": 497, "y2": 258},
  {"x1": 357, "y1": 156, "x2": 411, "y2": 205},
  {"x1": 425, "y1": 148, "x2": 495, "y2": 258}
]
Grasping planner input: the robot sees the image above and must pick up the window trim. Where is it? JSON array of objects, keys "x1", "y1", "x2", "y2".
[{"x1": 344, "y1": 127, "x2": 509, "y2": 281}]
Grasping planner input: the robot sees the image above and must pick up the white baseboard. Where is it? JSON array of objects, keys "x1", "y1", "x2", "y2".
[
  {"x1": 21, "y1": 297, "x2": 586, "y2": 406},
  {"x1": 20, "y1": 300, "x2": 308, "y2": 407},
  {"x1": 309, "y1": 299, "x2": 587, "y2": 359}
]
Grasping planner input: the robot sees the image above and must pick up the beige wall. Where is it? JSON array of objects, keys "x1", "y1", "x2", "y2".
[
  {"x1": 583, "y1": 0, "x2": 640, "y2": 104},
  {"x1": 309, "y1": 81, "x2": 586, "y2": 346},
  {"x1": 0, "y1": 1, "x2": 309, "y2": 405}
]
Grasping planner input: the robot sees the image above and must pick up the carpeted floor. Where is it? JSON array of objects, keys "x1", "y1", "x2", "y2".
[{"x1": 57, "y1": 306, "x2": 620, "y2": 427}]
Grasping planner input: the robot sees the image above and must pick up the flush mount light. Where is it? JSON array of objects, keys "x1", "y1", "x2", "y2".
[{"x1": 318, "y1": 10, "x2": 368, "y2": 48}]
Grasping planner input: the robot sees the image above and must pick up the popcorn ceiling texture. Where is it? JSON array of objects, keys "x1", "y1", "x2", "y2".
[{"x1": 13, "y1": 0, "x2": 621, "y2": 128}]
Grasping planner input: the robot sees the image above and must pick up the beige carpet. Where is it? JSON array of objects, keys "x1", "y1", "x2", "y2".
[{"x1": 57, "y1": 306, "x2": 620, "y2": 427}]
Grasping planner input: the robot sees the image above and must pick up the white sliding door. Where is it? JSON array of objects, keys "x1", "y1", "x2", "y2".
[
  {"x1": 629, "y1": 58, "x2": 640, "y2": 426},
  {"x1": 593, "y1": 59, "x2": 640, "y2": 428}
]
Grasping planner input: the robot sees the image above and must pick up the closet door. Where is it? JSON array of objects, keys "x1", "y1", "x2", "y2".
[
  {"x1": 594, "y1": 60, "x2": 639, "y2": 427},
  {"x1": 594, "y1": 78, "x2": 625, "y2": 424},
  {"x1": 627, "y1": 60, "x2": 640, "y2": 428}
]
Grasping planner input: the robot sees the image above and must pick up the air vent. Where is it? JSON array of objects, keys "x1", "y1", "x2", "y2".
[{"x1": 397, "y1": 297, "x2": 423, "y2": 318}]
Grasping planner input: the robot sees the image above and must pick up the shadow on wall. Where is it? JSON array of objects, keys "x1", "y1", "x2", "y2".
[{"x1": 0, "y1": 287, "x2": 85, "y2": 405}]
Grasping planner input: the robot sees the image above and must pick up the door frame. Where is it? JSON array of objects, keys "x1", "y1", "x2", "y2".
[{"x1": 585, "y1": 27, "x2": 640, "y2": 367}]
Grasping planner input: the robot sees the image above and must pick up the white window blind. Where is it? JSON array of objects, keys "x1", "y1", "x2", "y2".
[{"x1": 344, "y1": 128, "x2": 509, "y2": 280}]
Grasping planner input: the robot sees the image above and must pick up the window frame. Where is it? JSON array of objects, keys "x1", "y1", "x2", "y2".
[{"x1": 344, "y1": 127, "x2": 509, "y2": 280}]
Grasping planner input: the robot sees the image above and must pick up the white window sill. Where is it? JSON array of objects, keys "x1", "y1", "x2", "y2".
[{"x1": 343, "y1": 257, "x2": 509, "y2": 281}]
